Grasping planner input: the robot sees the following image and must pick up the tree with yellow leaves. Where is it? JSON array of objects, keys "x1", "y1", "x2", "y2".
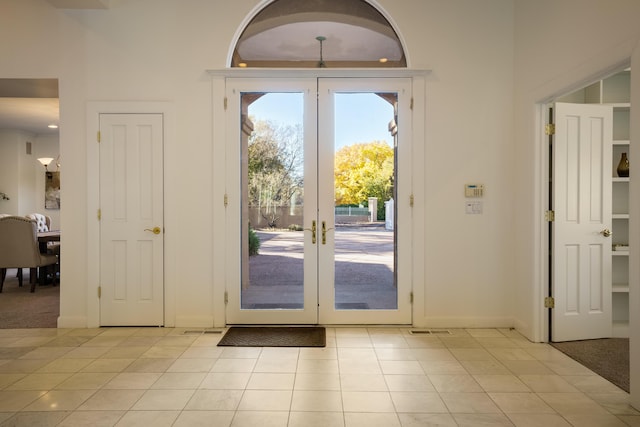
[{"x1": 334, "y1": 141, "x2": 394, "y2": 211}]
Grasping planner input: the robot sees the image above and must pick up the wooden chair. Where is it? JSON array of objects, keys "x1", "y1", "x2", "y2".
[{"x1": 0, "y1": 216, "x2": 58, "y2": 292}]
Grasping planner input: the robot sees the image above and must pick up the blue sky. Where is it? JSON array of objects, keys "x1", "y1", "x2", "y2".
[{"x1": 248, "y1": 92, "x2": 394, "y2": 150}]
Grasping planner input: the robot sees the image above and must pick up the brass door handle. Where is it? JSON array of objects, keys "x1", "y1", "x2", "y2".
[
  {"x1": 322, "y1": 221, "x2": 334, "y2": 245},
  {"x1": 144, "y1": 226, "x2": 162, "y2": 235},
  {"x1": 600, "y1": 228, "x2": 611, "y2": 237},
  {"x1": 304, "y1": 220, "x2": 316, "y2": 244}
]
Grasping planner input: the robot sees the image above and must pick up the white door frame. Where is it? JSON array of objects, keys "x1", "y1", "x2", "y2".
[
  {"x1": 209, "y1": 68, "x2": 429, "y2": 326},
  {"x1": 86, "y1": 101, "x2": 175, "y2": 328}
]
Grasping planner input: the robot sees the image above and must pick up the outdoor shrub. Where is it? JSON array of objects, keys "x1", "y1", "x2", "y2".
[
  {"x1": 248, "y1": 226, "x2": 260, "y2": 256},
  {"x1": 288, "y1": 224, "x2": 303, "y2": 231}
]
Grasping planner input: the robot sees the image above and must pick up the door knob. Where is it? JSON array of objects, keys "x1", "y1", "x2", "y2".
[
  {"x1": 600, "y1": 228, "x2": 611, "y2": 237},
  {"x1": 144, "y1": 226, "x2": 162, "y2": 235}
]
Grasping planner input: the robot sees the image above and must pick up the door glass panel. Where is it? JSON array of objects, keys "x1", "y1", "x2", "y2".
[
  {"x1": 241, "y1": 92, "x2": 305, "y2": 310},
  {"x1": 333, "y1": 93, "x2": 397, "y2": 310}
]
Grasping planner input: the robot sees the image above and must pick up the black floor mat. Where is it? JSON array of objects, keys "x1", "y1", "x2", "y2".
[{"x1": 217, "y1": 326, "x2": 326, "y2": 347}]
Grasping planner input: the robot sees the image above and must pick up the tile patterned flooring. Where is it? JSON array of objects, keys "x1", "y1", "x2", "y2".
[{"x1": 0, "y1": 327, "x2": 637, "y2": 426}]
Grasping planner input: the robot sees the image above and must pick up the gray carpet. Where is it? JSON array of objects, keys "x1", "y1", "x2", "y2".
[
  {"x1": 551, "y1": 338, "x2": 629, "y2": 392},
  {"x1": 218, "y1": 326, "x2": 326, "y2": 347},
  {"x1": 0, "y1": 270, "x2": 59, "y2": 328}
]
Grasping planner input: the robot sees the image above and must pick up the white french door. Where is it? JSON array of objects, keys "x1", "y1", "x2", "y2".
[{"x1": 225, "y1": 78, "x2": 412, "y2": 325}]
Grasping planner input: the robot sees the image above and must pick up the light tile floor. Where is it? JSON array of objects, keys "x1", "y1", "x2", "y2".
[{"x1": 0, "y1": 327, "x2": 637, "y2": 426}]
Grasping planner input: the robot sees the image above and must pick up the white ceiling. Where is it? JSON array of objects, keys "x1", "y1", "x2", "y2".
[
  {"x1": 0, "y1": 98, "x2": 59, "y2": 136},
  {"x1": 0, "y1": 79, "x2": 59, "y2": 137},
  {"x1": 238, "y1": 22, "x2": 403, "y2": 62}
]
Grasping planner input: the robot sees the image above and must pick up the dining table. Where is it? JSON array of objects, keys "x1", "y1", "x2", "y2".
[{"x1": 37, "y1": 230, "x2": 60, "y2": 253}]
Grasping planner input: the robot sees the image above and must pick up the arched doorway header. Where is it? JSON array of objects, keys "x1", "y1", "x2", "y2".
[{"x1": 230, "y1": 0, "x2": 407, "y2": 68}]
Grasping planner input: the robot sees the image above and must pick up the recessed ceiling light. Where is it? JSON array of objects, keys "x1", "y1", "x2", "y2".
[
  {"x1": 379, "y1": 57, "x2": 388, "y2": 63},
  {"x1": 238, "y1": 63, "x2": 247, "y2": 68},
  {"x1": 48, "y1": 124, "x2": 58, "y2": 129}
]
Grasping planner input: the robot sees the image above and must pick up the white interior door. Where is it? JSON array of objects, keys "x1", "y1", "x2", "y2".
[
  {"x1": 225, "y1": 78, "x2": 412, "y2": 325},
  {"x1": 552, "y1": 102, "x2": 612, "y2": 341},
  {"x1": 99, "y1": 113, "x2": 164, "y2": 326}
]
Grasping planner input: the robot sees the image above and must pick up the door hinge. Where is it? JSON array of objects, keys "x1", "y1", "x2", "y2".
[
  {"x1": 410, "y1": 292, "x2": 414, "y2": 303},
  {"x1": 224, "y1": 194, "x2": 228, "y2": 207},
  {"x1": 224, "y1": 291, "x2": 228, "y2": 305},
  {"x1": 545, "y1": 210, "x2": 555, "y2": 222},
  {"x1": 544, "y1": 296, "x2": 555, "y2": 308},
  {"x1": 224, "y1": 97, "x2": 228, "y2": 110},
  {"x1": 97, "y1": 209, "x2": 102, "y2": 221},
  {"x1": 545, "y1": 123, "x2": 555, "y2": 136},
  {"x1": 97, "y1": 131, "x2": 101, "y2": 143},
  {"x1": 98, "y1": 286, "x2": 102, "y2": 299},
  {"x1": 410, "y1": 97, "x2": 414, "y2": 110},
  {"x1": 409, "y1": 194, "x2": 414, "y2": 207}
]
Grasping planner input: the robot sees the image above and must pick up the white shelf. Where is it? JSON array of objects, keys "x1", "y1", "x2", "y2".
[
  {"x1": 607, "y1": 69, "x2": 630, "y2": 339},
  {"x1": 612, "y1": 284, "x2": 629, "y2": 293}
]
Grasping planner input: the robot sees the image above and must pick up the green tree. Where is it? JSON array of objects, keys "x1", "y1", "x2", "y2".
[
  {"x1": 334, "y1": 141, "x2": 394, "y2": 209},
  {"x1": 248, "y1": 119, "x2": 303, "y2": 227}
]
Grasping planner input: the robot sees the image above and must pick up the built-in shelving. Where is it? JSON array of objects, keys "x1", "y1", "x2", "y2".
[{"x1": 559, "y1": 68, "x2": 630, "y2": 338}]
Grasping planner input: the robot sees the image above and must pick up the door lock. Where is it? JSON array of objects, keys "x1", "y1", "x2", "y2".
[{"x1": 144, "y1": 226, "x2": 162, "y2": 235}]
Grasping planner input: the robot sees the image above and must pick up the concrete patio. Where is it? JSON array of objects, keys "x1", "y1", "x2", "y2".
[{"x1": 242, "y1": 223, "x2": 396, "y2": 310}]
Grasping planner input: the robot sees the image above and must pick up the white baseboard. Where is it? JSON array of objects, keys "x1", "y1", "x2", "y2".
[{"x1": 56, "y1": 316, "x2": 88, "y2": 328}]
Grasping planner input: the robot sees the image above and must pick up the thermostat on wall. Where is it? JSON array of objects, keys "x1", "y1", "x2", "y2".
[{"x1": 464, "y1": 184, "x2": 484, "y2": 198}]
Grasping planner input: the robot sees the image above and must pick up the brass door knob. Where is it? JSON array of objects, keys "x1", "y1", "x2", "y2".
[
  {"x1": 600, "y1": 228, "x2": 611, "y2": 237},
  {"x1": 144, "y1": 226, "x2": 162, "y2": 235}
]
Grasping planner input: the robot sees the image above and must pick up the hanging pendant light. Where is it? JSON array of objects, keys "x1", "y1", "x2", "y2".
[{"x1": 316, "y1": 36, "x2": 326, "y2": 68}]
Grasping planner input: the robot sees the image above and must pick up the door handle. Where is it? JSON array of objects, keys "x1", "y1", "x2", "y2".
[
  {"x1": 144, "y1": 226, "x2": 162, "y2": 235},
  {"x1": 322, "y1": 221, "x2": 334, "y2": 245},
  {"x1": 304, "y1": 220, "x2": 316, "y2": 244},
  {"x1": 600, "y1": 228, "x2": 611, "y2": 237}
]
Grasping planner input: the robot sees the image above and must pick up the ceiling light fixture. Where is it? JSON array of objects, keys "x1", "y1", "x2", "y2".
[
  {"x1": 379, "y1": 57, "x2": 388, "y2": 63},
  {"x1": 316, "y1": 36, "x2": 326, "y2": 68},
  {"x1": 48, "y1": 124, "x2": 58, "y2": 129}
]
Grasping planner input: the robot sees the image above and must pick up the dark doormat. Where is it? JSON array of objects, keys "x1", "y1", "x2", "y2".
[
  {"x1": 217, "y1": 326, "x2": 326, "y2": 347},
  {"x1": 551, "y1": 338, "x2": 629, "y2": 392}
]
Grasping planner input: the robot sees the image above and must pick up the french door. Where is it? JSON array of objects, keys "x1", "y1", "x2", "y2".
[{"x1": 225, "y1": 78, "x2": 412, "y2": 324}]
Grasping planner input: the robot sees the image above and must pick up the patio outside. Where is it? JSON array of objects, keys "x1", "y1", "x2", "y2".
[{"x1": 242, "y1": 222, "x2": 396, "y2": 310}]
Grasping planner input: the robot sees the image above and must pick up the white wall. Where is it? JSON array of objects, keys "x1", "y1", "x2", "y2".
[
  {"x1": 0, "y1": 129, "x2": 39, "y2": 216},
  {"x1": 385, "y1": 0, "x2": 516, "y2": 328},
  {"x1": 0, "y1": 130, "x2": 21, "y2": 215}
]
